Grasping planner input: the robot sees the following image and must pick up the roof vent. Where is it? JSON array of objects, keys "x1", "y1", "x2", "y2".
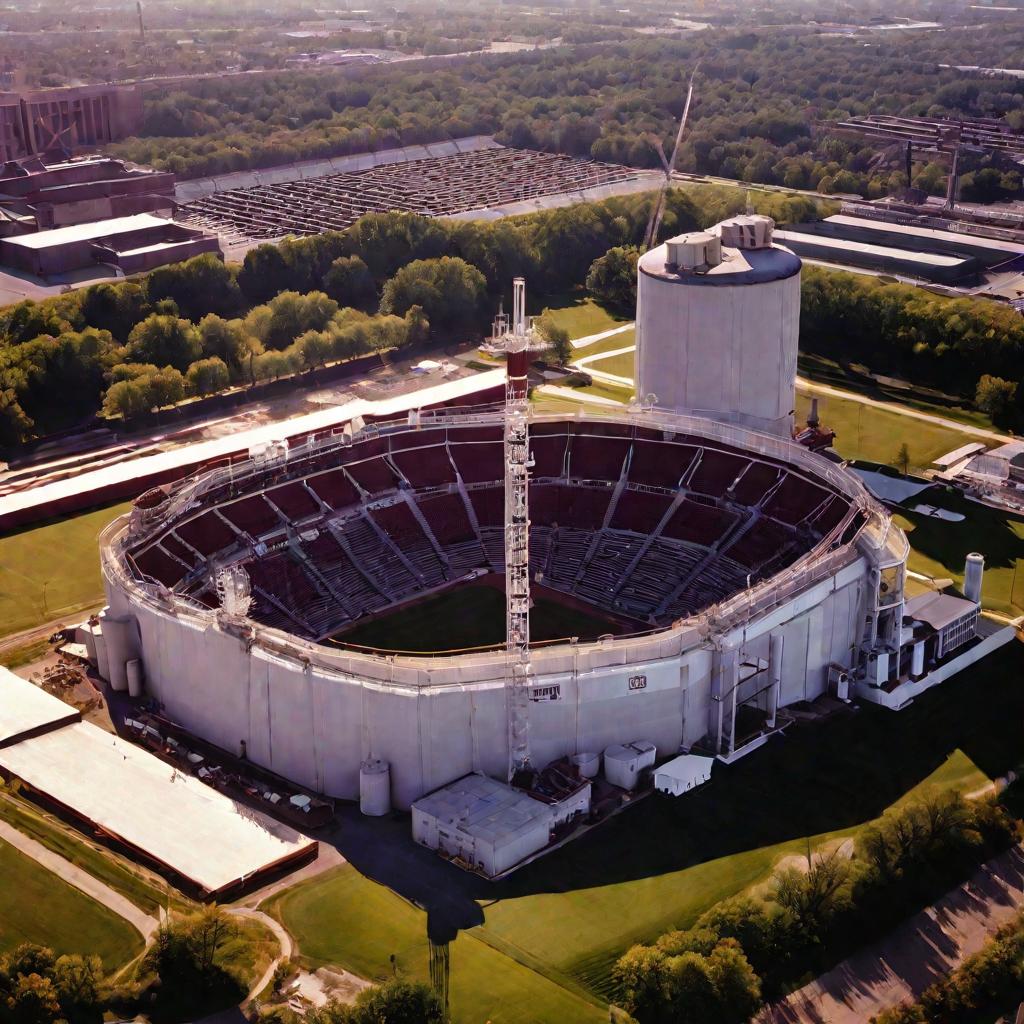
[
  {"x1": 718, "y1": 214, "x2": 774, "y2": 250},
  {"x1": 665, "y1": 231, "x2": 722, "y2": 273}
]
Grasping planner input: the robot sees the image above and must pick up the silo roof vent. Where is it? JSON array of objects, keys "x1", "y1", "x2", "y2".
[
  {"x1": 665, "y1": 231, "x2": 722, "y2": 273},
  {"x1": 718, "y1": 213, "x2": 775, "y2": 250}
]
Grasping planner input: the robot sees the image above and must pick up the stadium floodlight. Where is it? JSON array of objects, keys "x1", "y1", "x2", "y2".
[{"x1": 216, "y1": 565, "x2": 252, "y2": 618}]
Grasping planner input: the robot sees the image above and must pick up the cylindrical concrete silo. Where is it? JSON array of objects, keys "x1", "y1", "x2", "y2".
[
  {"x1": 964, "y1": 552, "x2": 984, "y2": 604},
  {"x1": 635, "y1": 214, "x2": 802, "y2": 437}
]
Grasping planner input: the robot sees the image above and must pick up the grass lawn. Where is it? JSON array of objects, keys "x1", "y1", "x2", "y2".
[
  {"x1": 893, "y1": 488, "x2": 1024, "y2": 617},
  {"x1": 269, "y1": 645, "x2": 1024, "y2": 1018},
  {"x1": 795, "y1": 386, "x2": 970, "y2": 473},
  {"x1": 0, "y1": 501, "x2": 130, "y2": 638},
  {"x1": 268, "y1": 868, "x2": 606, "y2": 1024},
  {"x1": 335, "y1": 583, "x2": 627, "y2": 653},
  {"x1": 0, "y1": 839, "x2": 144, "y2": 970},
  {"x1": 0, "y1": 794, "x2": 181, "y2": 918},
  {"x1": 539, "y1": 293, "x2": 629, "y2": 340},
  {"x1": 583, "y1": 347, "x2": 635, "y2": 380},
  {"x1": 798, "y1": 353, "x2": 995, "y2": 433}
]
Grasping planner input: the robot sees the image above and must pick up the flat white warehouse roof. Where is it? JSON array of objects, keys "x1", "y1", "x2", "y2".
[
  {"x1": 2, "y1": 214, "x2": 172, "y2": 250},
  {"x1": 0, "y1": 715, "x2": 316, "y2": 895},
  {"x1": 0, "y1": 667, "x2": 80, "y2": 747}
]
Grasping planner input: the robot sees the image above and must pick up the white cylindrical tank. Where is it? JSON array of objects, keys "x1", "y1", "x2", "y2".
[
  {"x1": 101, "y1": 613, "x2": 132, "y2": 692},
  {"x1": 93, "y1": 618, "x2": 110, "y2": 683},
  {"x1": 964, "y1": 552, "x2": 984, "y2": 604},
  {"x1": 571, "y1": 752, "x2": 600, "y2": 779},
  {"x1": 126, "y1": 659, "x2": 144, "y2": 698},
  {"x1": 911, "y1": 641, "x2": 926, "y2": 678},
  {"x1": 636, "y1": 214, "x2": 802, "y2": 436},
  {"x1": 603, "y1": 741, "x2": 657, "y2": 791},
  {"x1": 359, "y1": 759, "x2": 391, "y2": 816}
]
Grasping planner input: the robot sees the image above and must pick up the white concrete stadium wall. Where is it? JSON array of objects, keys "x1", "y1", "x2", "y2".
[
  {"x1": 635, "y1": 265, "x2": 801, "y2": 437},
  {"x1": 109, "y1": 551, "x2": 872, "y2": 808}
]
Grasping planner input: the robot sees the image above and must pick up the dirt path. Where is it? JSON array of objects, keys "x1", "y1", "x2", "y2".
[
  {"x1": 0, "y1": 818, "x2": 159, "y2": 941},
  {"x1": 758, "y1": 843, "x2": 1024, "y2": 1024}
]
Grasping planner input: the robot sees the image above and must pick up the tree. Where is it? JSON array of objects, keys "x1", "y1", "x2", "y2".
[
  {"x1": 379, "y1": 256, "x2": 487, "y2": 334},
  {"x1": 975, "y1": 374, "x2": 1017, "y2": 425},
  {"x1": 238, "y1": 243, "x2": 291, "y2": 304},
  {"x1": 323, "y1": 255, "x2": 376, "y2": 311},
  {"x1": 403, "y1": 305, "x2": 429, "y2": 347},
  {"x1": 291, "y1": 330, "x2": 333, "y2": 371},
  {"x1": 895, "y1": 443, "x2": 911, "y2": 478},
  {"x1": 147, "y1": 366, "x2": 186, "y2": 409},
  {"x1": 586, "y1": 246, "x2": 639, "y2": 313},
  {"x1": 125, "y1": 315, "x2": 202, "y2": 371},
  {"x1": 186, "y1": 356, "x2": 230, "y2": 396},
  {"x1": 253, "y1": 350, "x2": 294, "y2": 381},
  {"x1": 51, "y1": 955, "x2": 102, "y2": 1023},
  {"x1": 773, "y1": 848, "x2": 853, "y2": 938},
  {"x1": 146, "y1": 253, "x2": 240, "y2": 321},
  {"x1": 197, "y1": 314, "x2": 249, "y2": 371},
  {"x1": 345, "y1": 979, "x2": 444, "y2": 1024},
  {"x1": 102, "y1": 377, "x2": 152, "y2": 420},
  {"x1": 186, "y1": 907, "x2": 236, "y2": 975},
  {"x1": 5, "y1": 973, "x2": 61, "y2": 1024},
  {"x1": 535, "y1": 315, "x2": 572, "y2": 366}
]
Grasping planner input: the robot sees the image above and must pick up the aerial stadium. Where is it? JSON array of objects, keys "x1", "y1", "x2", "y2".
[{"x1": 92, "y1": 215, "x2": 1007, "y2": 875}]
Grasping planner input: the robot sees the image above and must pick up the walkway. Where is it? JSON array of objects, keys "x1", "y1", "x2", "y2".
[
  {"x1": 760, "y1": 843, "x2": 1024, "y2": 1023},
  {"x1": 535, "y1": 385, "x2": 626, "y2": 407},
  {"x1": 0, "y1": 817, "x2": 159, "y2": 941},
  {"x1": 569, "y1": 323, "x2": 635, "y2": 350}
]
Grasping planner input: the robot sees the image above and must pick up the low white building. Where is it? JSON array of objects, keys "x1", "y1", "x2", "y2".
[
  {"x1": 603, "y1": 741, "x2": 657, "y2": 791},
  {"x1": 654, "y1": 754, "x2": 714, "y2": 797},
  {"x1": 411, "y1": 773, "x2": 554, "y2": 878}
]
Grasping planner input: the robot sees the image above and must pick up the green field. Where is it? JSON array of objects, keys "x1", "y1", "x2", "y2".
[
  {"x1": 583, "y1": 347, "x2": 635, "y2": 380},
  {"x1": 335, "y1": 583, "x2": 627, "y2": 653},
  {"x1": 269, "y1": 646, "x2": 1024, "y2": 1019},
  {"x1": 795, "y1": 386, "x2": 971, "y2": 473},
  {"x1": 539, "y1": 293, "x2": 629, "y2": 341},
  {"x1": 0, "y1": 501, "x2": 130, "y2": 638},
  {"x1": 0, "y1": 840, "x2": 144, "y2": 970}
]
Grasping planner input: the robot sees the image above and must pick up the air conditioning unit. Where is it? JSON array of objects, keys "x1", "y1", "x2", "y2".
[{"x1": 828, "y1": 663, "x2": 850, "y2": 701}]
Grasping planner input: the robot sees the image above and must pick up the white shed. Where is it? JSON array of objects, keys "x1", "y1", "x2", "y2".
[
  {"x1": 603, "y1": 741, "x2": 657, "y2": 791},
  {"x1": 654, "y1": 754, "x2": 714, "y2": 797},
  {"x1": 411, "y1": 773, "x2": 554, "y2": 878}
]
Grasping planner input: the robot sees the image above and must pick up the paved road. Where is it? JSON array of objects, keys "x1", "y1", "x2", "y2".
[
  {"x1": 759, "y1": 843, "x2": 1024, "y2": 1024},
  {"x1": 0, "y1": 817, "x2": 159, "y2": 941}
]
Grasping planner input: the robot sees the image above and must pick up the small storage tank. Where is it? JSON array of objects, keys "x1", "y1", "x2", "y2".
[
  {"x1": 570, "y1": 752, "x2": 600, "y2": 779},
  {"x1": 126, "y1": 659, "x2": 144, "y2": 698},
  {"x1": 359, "y1": 759, "x2": 391, "y2": 816},
  {"x1": 603, "y1": 741, "x2": 657, "y2": 791},
  {"x1": 964, "y1": 552, "x2": 984, "y2": 605},
  {"x1": 93, "y1": 621, "x2": 110, "y2": 683}
]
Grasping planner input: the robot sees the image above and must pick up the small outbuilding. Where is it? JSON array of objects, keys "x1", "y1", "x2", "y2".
[
  {"x1": 654, "y1": 754, "x2": 714, "y2": 797},
  {"x1": 603, "y1": 741, "x2": 657, "y2": 791}
]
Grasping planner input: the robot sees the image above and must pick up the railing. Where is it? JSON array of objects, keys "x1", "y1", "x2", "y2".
[{"x1": 101, "y1": 405, "x2": 901, "y2": 686}]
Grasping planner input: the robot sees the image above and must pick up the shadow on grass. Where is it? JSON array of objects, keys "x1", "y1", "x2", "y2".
[{"x1": 320, "y1": 643, "x2": 1024, "y2": 944}]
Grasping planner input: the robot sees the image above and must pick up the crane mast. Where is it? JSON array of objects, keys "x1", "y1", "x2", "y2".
[{"x1": 503, "y1": 278, "x2": 533, "y2": 779}]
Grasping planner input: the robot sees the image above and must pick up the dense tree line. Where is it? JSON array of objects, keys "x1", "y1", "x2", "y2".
[
  {"x1": 0, "y1": 184, "x2": 818, "y2": 448},
  {"x1": 800, "y1": 266, "x2": 1024, "y2": 425},
  {"x1": 614, "y1": 792, "x2": 1017, "y2": 1023},
  {"x1": 108, "y1": 27, "x2": 1024, "y2": 196}
]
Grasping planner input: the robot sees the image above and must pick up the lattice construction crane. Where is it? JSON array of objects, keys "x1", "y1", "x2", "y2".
[{"x1": 489, "y1": 278, "x2": 544, "y2": 779}]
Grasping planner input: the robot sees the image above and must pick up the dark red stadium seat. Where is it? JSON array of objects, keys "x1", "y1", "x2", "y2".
[
  {"x1": 730, "y1": 462, "x2": 781, "y2": 506},
  {"x1": 370, "y1": 501, "x2": 429, "y2": 544},
  {"x1": 727, "y1": 519, "x2": 793, "y2": 569},
  {"x1": 344, "y1": 455, "x2": 400, "y2": 495},
  {"x1": 762, "y1": 473, "x2": 830, "y2": 525},
  {"x1": 415, "y1": 493, "x2": 475, "y2": 544},
  {"x1": 175, "y1": 510, "x2": 238, "y2": 556},
  {"x1": 688, "y1": 450, "x2": 749, "y2": 498},
  {"x1": 568, "y1": 434, "x2": 631, "y2": 481},
  {"x1": 220, "y1": 494, "x2": 281, "y2": 537},
  {"x1": 628, "y1": 439, "x2": 698, "y2": 489},
  {"x1": 267, "y1": 482, "x2": 321, "y2": 521},
  {"x1": 610, "y1": 490, "x2": 672, "y2": 534},
  {"x1": 132, "y1": 545, "x2": 187, "y2": 587},
  {"x1": 451, "y1": 441, "x2": 503, "y2": 484},
  {"x1": 391, "y1": 444, "x2": 456, "y2": 487},
  {"x1": 530, "y1": 430, "x2": 569, "y2": 478},
  {"x1": 162, "y1": 531, "x2": 197, "y2": 566},
  {"x1": 307, "y1": 469, "x2": 359, "y2": 510},
  {"x1": 662, "y1": 499, "x2": 735, "y2": 546}
]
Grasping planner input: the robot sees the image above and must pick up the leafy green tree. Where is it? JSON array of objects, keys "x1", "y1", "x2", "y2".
[
  {"x1": 101, "y1": 377, "x2": 152, "y2": 420},
  {"x1": 535, "y1": 315, "x2": 572, "y2": 366},
  {"x1": 146, "y1": 253, "x2": 241, "y2": 321},
  {"x1": 975, "y1": 374, "x2": 1018, "y2": 424},
  {"x1": 323, "y1": 255, "x2": 376, "y2": 311},
  {"x1": 253, "y1": 350, "x2": 295, "y2": 381},
  {"x1": 5, "y1": 973, "x2": 61, "y2": 1024},
  {"x1": 79, "y1": 282, "x2": 149, "y2": 343},
  {"x1": 186, "y1": 357, "x2": 230, "y2": 396},
  {"x1": 586, "y1": 246, "x2": 639, "y2": 313},
  {"x1": 238, "y1": 243, "x2": 291, "y2": 304},
  {"x1": 379, "y1": 256, "x2": 487, "y2": 333},
  {"x1": 197, "y1": 314, "x2": 249, "y2": 372},
  {"x1": 125, "y1": 315, "x2": 202, "y2": 371},
  {"x1": 773, "y1": 848, "x2": 853, "y2": 939}
]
